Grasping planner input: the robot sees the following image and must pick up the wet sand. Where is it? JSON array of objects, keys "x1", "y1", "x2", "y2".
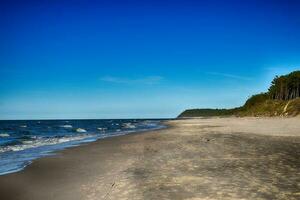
[{"x1": 0, "y1": 117, "x2": 300, "y2": 200}]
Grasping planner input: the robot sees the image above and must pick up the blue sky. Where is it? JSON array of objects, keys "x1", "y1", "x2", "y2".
[{"x1": 1, "y1": 0, "x2": 300, "y2": 119}]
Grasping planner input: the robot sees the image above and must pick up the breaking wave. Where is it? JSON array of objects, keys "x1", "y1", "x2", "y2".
[
  {"x1": 0, "y1": 133, "x2": 10, "y2": 137},
  {"x1": 60, "y1": 125, "x2": 73, "y2": 128},
  {"x1": 0, "y1": 134, "x2": 95, "y2": 153}
]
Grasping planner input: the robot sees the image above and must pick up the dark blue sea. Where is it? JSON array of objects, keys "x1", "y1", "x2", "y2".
[{"x1": 0, "y1": 119, "x2": 165, "y2": 175}]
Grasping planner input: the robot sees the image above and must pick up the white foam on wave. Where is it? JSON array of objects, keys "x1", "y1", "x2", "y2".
[
  {"x1": 140, "y1": 120, "x2": 157, "y2": 127},
  {"x1": 76, "y1": 128, "x2": 87, "y2": 133},
  {"x1": 60, "y1": 125, "x2": 73, "y2": 128},
  {"x1": 0, "y1": 134, "x2": 95, "y2": 153},
  {"x1": 0, "y1": 133, "x2": 10, "y2": 137},
  {"x1": 123, "y1": 123, "x2": 136, "y2": 129},
  {"x1": 97, "y1": 127, "x2": 107, "y2": 131},
  {"x1": 20, "y1": 125, "x2": 27, "y2": 128}
]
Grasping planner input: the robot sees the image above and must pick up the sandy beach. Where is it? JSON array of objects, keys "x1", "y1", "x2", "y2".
[{"x1": 0, "y1": 117, "x2": 300, "y2": 200}]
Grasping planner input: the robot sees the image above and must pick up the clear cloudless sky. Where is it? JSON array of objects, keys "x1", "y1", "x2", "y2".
[{"x1": 1, "y1": 0, "x2": 300, "y2": 119}]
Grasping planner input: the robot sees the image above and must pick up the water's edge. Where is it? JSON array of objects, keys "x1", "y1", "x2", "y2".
[{"x1": 0, "y1": 120, "x2": 168, "y2": 176}]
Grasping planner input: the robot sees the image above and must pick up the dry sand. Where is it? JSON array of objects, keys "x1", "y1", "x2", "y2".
[{"x1": 0, "y1": 117, "x2": 300, "y2": 200}]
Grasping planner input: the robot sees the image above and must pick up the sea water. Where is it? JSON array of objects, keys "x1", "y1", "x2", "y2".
[{"x1": 0, "y1": 119, "x2": 165, "y2": 175}]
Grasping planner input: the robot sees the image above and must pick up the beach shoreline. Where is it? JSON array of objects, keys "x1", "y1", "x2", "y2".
[
  {"x1": 0, "y1": 117, "x2": 300, "y2": 200},
  {"x1": 0, "y1": 119, "x2": 166, "y2": 176}
]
